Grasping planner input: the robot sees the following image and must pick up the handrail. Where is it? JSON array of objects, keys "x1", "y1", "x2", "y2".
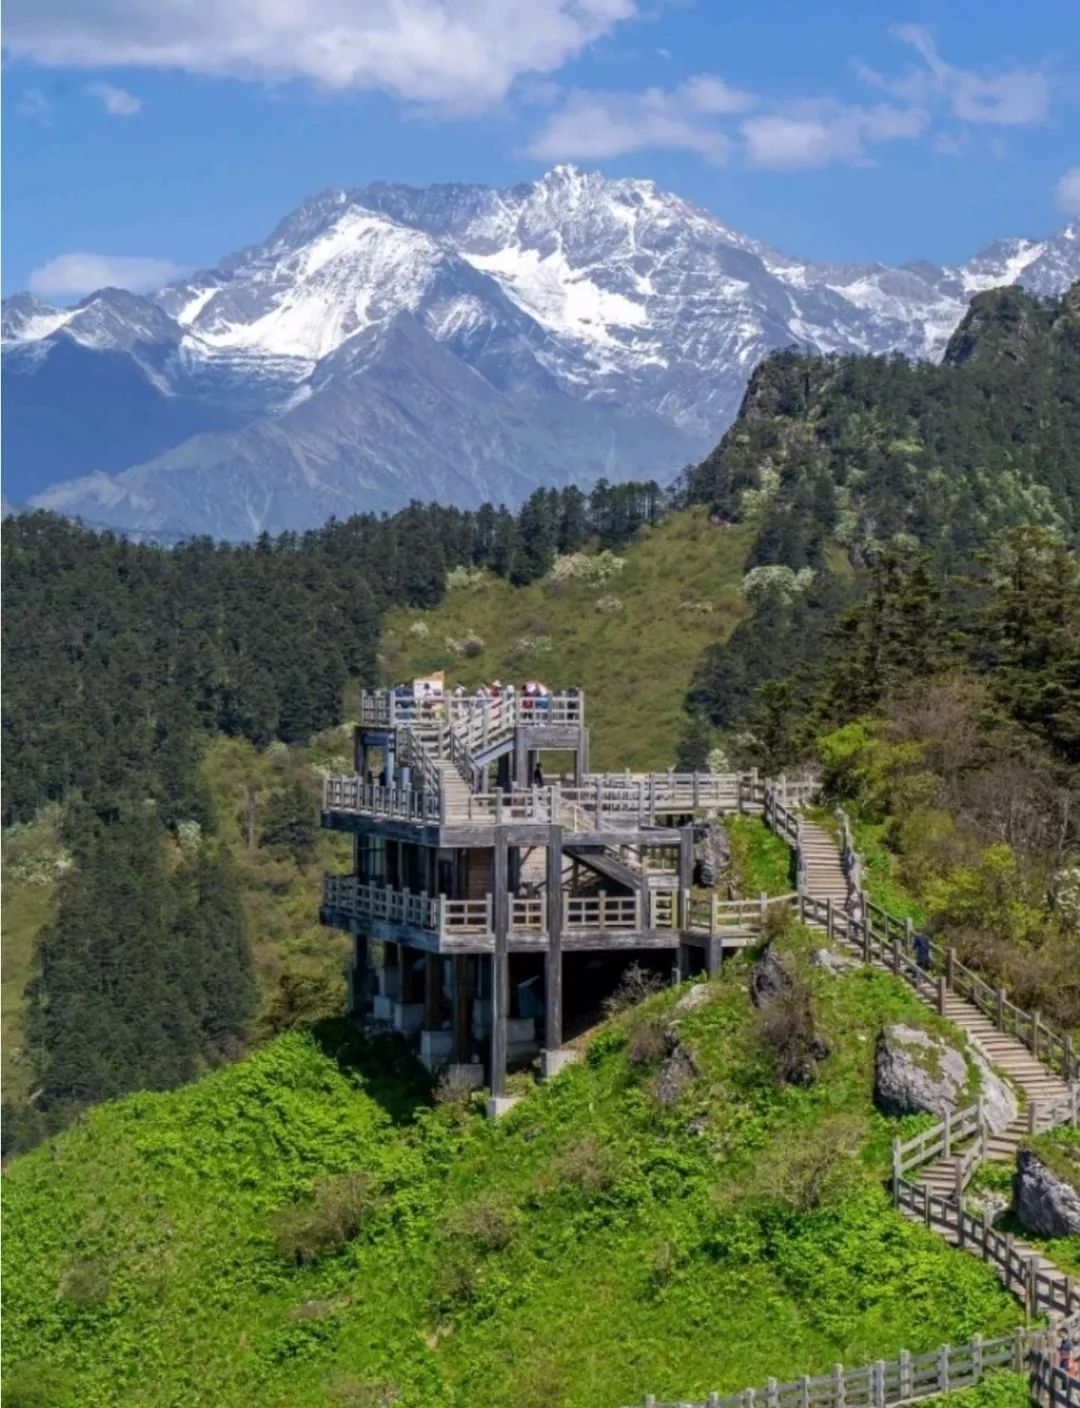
[
  {"x1": 637, "y1": 1325, "x2": 1074, "y2": 1408},
  {"x1": 322, "y1": 876, "x2": 679, "y2": 938}
]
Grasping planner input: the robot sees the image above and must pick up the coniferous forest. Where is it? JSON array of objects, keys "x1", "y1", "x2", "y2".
[{"x1": 1, "y1": 481, "x2": 666, "y2": 1148}]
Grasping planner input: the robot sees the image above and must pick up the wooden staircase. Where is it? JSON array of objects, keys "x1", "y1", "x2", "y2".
[
  {"x1": 437, "y1": 761, "x2": 473, "y2": 820},
  {"x1": 799, "y1": 819, "x2": 849, "y2": 902},
  {"x1": 793, "y1": 812, "x2": 1072, "y2": 1199}
]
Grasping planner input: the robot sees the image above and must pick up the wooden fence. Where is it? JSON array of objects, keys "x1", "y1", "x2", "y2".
[{"x1": 638, "y1": 1325, "x2": 1071, "y2": 1408}]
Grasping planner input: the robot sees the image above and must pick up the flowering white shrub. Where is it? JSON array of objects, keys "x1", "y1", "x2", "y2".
[
  {"x1": 739, "y1": 564, "x2": 814, "y2": 603},
  {"x1": 548, "y1": 550, "x2": 625, "y2": 584}
]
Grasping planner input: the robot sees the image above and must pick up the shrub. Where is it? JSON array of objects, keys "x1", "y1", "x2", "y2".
[
  {"x1": 594, "y1": 594, "x2": 625, "y2": 616},
  {"x1": 59, "y1": 1255, "x2": 111, "y2": 1307},
  {"x1": 758, "y1": 1115, "x2": 865, "y2": 1212},
  {"x1": 444, "y1": 1197, "x2": 518, "y2": 1251},
  {"x1": 604, "y1": 961, "x2": 664, "y2": 1016},
  {"x1": 756, "y1": 976, "x2": 828, "y2": 1087},
  {"x1": 462, "y1": 632, "x2": 485, "y2": 658},
  {"x1": 552, "y1": 1135, "x2": 614, "y2": 1194},
  {"x1": 407, "y1": 619, "x2": 430, "y2": 638},
  {"x1": 762, "y1": 904, "x2": 796, "y2": 942},
  {"x1": 548, "y1": 551, "x2": 625, "y2": 584},
  {"x1": 271, "y1": 1172, "x2": 382, "y2": 1266},
  {"x1": 626, "y1": 1011, "x2": 671, "y2": 1068}
]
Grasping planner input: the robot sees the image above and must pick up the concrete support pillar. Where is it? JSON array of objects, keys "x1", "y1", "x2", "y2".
[
  {"x1": 513, "y1": 728, "x2": 528, "y2": 790},
  {"x1": 350, "y1": 934, "x2": 371, "y2": 1016},
  {"x1": 424, "y1": 953, "x2": 441, "y2": 1029},
  {"x1": 706, "y1": 936, "x2": 724, "y2": 977},
  {"x1": 452, "y1": 955, "x2": 471, "y2": 1062},
  {"x1": 490, "y1": 830, "x2": 510, "y2": 1099},
  {"x1": 544, "y1": 825, "x2": 564, "y2": 1054}
]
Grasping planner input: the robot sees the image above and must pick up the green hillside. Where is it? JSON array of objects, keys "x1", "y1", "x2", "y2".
[
  {"x1": 3, "y1": 929, "x2": 1021, "y2": 1408},
  {"x1": 381, "y1": 509, "x2": 754, "y2": 770}
]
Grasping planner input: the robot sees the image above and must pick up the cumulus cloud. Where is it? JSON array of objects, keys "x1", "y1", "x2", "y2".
[
  {"x1": 4, "y1": 0, "x2": 637, "y2": 110},
  {"x1": 29, "y1": 252, "x2": 182, "y2": 298},
  {"x1": 87, "y1": 81, "x2": 141, "y2": 115},
  {"x1": 1056, "y1": 167, "x2": 1080, "y2": 216},
  {"x1": 527, "y1": 73, "x2": 753, "y2": 161}
]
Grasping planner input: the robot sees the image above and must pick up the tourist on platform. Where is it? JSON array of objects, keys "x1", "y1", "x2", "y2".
[{"x1": 533, "y1": 762, "x2": 544, "y2": 788}]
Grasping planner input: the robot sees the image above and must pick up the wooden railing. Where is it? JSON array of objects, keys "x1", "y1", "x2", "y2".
[
  {"x1": 358, "y1": 688, "x2": 585, "y2": 732},
  {"x1": 323, "y1": 877, "x2": 681, "y2": 938},
  {"x1": 638, "y1": 1326, "x2": 1060, "y2": 1408},
  {"x1": 685, "y1": 891, "x2": 798, "y2": 935},
  {"x1": 894, "y1": 1181, "x2": 1080, "y2": 1318},
  {"x1": 323, "y1": 776, "x2": 441, "y2": 823}
]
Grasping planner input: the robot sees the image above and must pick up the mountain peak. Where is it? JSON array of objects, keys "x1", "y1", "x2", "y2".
[{"x1": 6, "y1": 172, "x2": 1080, "y2": 538}]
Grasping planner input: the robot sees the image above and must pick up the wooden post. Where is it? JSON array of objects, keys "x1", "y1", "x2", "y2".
[
  {"x1": 943, "y1": 1108, "x2": 952, "y2": 1158},
  {"x1": 545, "y1": 825, "x2": 563, "y2": 1055},
  {"x1": 997, "y1": 987, "x2": 1006, "y2": 1029},
  {"x1": 767, "y1": 1377, "x2": 779, "y2": 1408},
  {"x1": 947, "y1": 945, "x2": 956, "y2": 990},
  {"x1": 490, "y1": 831, "x2": 509, "y2": 1099},
  {"x1": 899, "y1": 1350, "x2": 912, "y2": 1401},
  {"x1": 832, "y1": 1364, "x2": 845, "y2": 1408},
  {"x1": 1028, "y1": 1100, "x2": 1038, "y2": 1135},
  {"x1": 826, "y1": 897, "x2": 834, "y2": 939},
  {"x1": 955, "y1": 1158, "x2": 965, "y2": 1207},
  {"x1": 891, "y1": 1139, "x2": 902, "y2": 1203},
  {"x1": 937, "y1": 1345, "x2": 949, "y2": 1395},
  {"x1": 1032, "y1": 1010, "x2": 1041, "y2": 1061},
  {"x1": 759, "y1": 891, "x2": 768, "y2": 929},
  {"x1": 937, "y1": 975, "x2": 947, "y2": 1015},
  {"x1": 1026, "y1": 1256, "x2": 1038, "y2": 1320},
  {"x1": 971, "y1": 1334, "x2": 983, "y2": 1382},
  {"x1": 873, "y1": 1361, "x2": 885, "y2": 1408},
  {"x1": 891, "y1": 935, "x2": 900, "y2": 975}
]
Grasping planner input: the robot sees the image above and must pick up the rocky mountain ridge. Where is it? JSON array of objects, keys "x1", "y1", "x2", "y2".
[{"x1": 5, "y1": 166, "x2": 1079, "y2": 539}]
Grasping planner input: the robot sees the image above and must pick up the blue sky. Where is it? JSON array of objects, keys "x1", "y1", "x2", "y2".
[{"x1": 4, "y1": 0, "x2": 1079, "y2": 298}]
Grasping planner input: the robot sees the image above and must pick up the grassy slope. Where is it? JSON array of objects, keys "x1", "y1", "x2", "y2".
[
  {"x1": 0, "y1": 876, "x2": 53, "y2": 1103},
  {"x1": 380, "y1": 509, "x2": 754, "y2": 770},
  {"x1": 3, "y1": 931, "x2": 1021, "y2": 1408}
]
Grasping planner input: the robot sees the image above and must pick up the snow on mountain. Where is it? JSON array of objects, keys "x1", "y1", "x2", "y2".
[{"x1": 6, "y1": 167, "x2": 1080, "y2": 538}]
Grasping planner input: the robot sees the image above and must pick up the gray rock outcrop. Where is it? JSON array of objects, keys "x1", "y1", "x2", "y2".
[
  {"x1": 874, "y1": 1024, "x2": 969, "y2": 1118},
  {"x1": 675, "y1": 983, "x2": 712, "y2": 1014},
  {"x1": 1012, "y1": 1148, "x2": 1080, "y2": 1237},
  {"x1": 694, "y1": 820, "x2": 731, "y2": 888},
  {"x1": 654, "y1": 1043, "x2": 700, "y2": 1107},
  {"x1": 749, "y1": 946, "x2": 792, "y2": 1008},
  {"x1": 970, "y1": 1049, "x2": 1019, "y2": 1134},
  {"x1": 812, "y1": 948, "x2": 860, "y2": 976}
]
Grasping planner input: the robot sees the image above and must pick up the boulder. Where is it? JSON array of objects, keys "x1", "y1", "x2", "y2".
[
  {"x1": 675, "y1": 983, "x2": 712, "y2": 1014},
  {"x1": 1013, "y1": 1148, "x2": 1080, "y2": 1238},
  {"x1": 874, "y1": 1024, "x2": 969, "y2": 1118},
  {"x1": 694, "y1": 820, "x2": 731, "y2": 889},
  {"x1": 749, "y1": 946, "x2": 792, "y2": 1008},
  {"x1": 812, "y1": 948, "x2": 860, "y2": 976},
  {"x1": 970, "y1": 1049, "x2": 1019, "y2": 1135}
]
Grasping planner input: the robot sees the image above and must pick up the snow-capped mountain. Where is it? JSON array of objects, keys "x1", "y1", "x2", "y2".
[{"x1": 6, "y1": 166, "x2": 1079, "y2": 539}]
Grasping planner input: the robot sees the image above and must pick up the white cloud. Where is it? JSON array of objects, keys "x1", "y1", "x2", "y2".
[
  {"x1": 527, "y1": 73, "x2": 753, "y2": 161},
  {"x1": 740, "y1": 100, "x2": 925, "y2": 170},
  {"x1": 1055, "y1": 167, "x2": 1080, "y2": 216},
  {"x1": 891, "y1": 25, "x2": 1049, "y2": 126},
  {"x1": 4, "y1": 0, "x2": 637, "y2": 110},
  {"x1": 29, "y1": 252, "x2": 182, "y2": 298},
  {"x1": 87, "y1": 81, "x2": 141, "y2": 115}
]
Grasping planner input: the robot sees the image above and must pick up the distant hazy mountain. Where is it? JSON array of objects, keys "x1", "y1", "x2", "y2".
[{"x1": 6, "y1": 166, "x2": 1079, "y2": 539}]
